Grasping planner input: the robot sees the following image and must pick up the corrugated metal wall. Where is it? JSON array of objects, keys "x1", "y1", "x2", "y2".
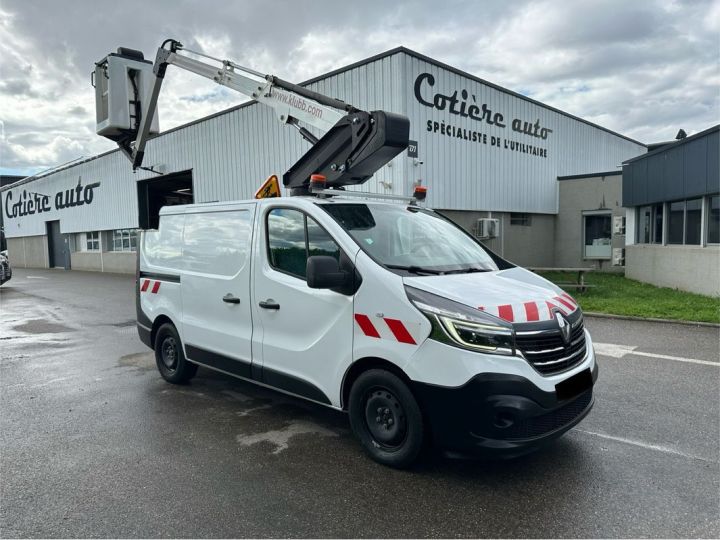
[
  {"x1": 622, "y1": 127, "x2": 720, "y2": 207},
  {"x1": 1, "y1": 50, "x2": 647, "y2": 239},
  {"x1": 403, "y1": 55, "x2": 646, "y2": 212}
]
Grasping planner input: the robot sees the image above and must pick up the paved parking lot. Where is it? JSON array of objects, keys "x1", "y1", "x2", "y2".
[{"x1": 1, "y1": 269, "x2": 718, "y2": 538}]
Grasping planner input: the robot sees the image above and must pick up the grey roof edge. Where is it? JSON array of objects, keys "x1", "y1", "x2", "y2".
[
  {"x1": 4, "y1": 45, "x2": 648, "y2": 192},
  {"x1": 622, "y1": 124, "x2": 720, "y2": 165},
  {"x1": 557, "y1": 171, "x2": 622, "y2": 180}
]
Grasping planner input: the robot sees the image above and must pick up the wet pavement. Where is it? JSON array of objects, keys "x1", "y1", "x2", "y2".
[{"x1": 1, "y1": 269, "x2": 718, "y2": 538}]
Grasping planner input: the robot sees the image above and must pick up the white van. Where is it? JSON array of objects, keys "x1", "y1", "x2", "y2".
[{"x1": 136, "y1": 195, "x2": 597, "y2": 467}]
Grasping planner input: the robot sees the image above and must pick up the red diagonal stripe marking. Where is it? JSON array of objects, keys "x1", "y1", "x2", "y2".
[
  {"x1": 140, "y1": 279, "x2": 150, "y2": 292},
  {"x1": 497, "y1": 304, "x2": 514, "y2": 322},
  {"x1": 384, "y1": 318, "x2": 417, "y2": 345},
  {"x1": 354, "y1": 314, "x2": 380, "y2": 338},
  {"x1": 561, "y1": 292, "x2": 577, "y2": 306},
  {"x1": 524, "y1": 302, "x2": 540, "y2": 322},
  {"x1": 555, "y1": 295, "x2": 575, "y2": 311},
  {"x1": 151, "y1": 281, "x2": 161, "y2": 294}
]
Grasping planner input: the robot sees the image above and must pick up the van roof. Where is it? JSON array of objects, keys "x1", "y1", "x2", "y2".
[{"x1": 158, "y1": 194, "x2": 413, "y2": 216}]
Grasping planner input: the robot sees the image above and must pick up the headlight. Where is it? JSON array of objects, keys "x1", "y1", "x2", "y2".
[{"x1": 405, "y1": 286, "x2": 515, "y2": 355}]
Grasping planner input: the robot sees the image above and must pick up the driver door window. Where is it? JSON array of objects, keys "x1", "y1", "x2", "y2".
[{"x1": 267, "y1": 208, "x2": 341, "y2": 279}]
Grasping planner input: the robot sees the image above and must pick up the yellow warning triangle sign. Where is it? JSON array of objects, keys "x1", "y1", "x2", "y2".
[{"x1": 254, "y1": 175, "x2": 281, "y2": 199}]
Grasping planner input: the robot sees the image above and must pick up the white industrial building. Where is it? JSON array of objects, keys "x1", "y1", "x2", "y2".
[{"x1": 1, "y1": 47, "x2": 647, "y2": 274}]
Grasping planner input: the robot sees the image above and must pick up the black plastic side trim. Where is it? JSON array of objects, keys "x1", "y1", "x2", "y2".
[
  {"x1": 135, "y1": 252, "x2": 153, "y2": 330},
  {"x1": 262, "y1": 366, "x2": 332, "y2": 405},
  {"x1": 185, "y1": 345, "x2": 252, "y2": 379},
  {"x1": 139, "y1": 271, "x2": 181, "y2": 283},
  {"x1": 184, "y1": 344, "x2": 331, "y2": 405},
  {"x1": 137, "y1": 324, "x2": 152, "y2": 348}
]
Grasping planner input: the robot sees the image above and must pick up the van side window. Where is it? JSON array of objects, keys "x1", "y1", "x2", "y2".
[
  {"x1": 144, "y1": 214, "x2": 184, "y2": 269},
  {"x1": 307, "y1": 218, "x2": 340, "y2": 261},
  {"x1": 267, "y1": 208, "x2": 341, "y2": 279},
  {"x1": 184, "y1": 210, "x2": 252, "y2": 276},
  {"x1": 268, "y1": 209, "x2": 307, "y2": 278}
]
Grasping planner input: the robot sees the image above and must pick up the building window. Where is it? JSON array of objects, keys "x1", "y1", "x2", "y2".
[
  {"x1": 685, "y1": 198, "x2": 702, "y2": 245},
  {"x1": 510, "y1": 213, "x2": 531, "y2": 226},
  {"x1": 708, "y1": 195, "x2": 720, "y2": 244},
  {"x1": 583, "y1": 213, "x2": 612, "y2": 259},
  {"x1": 86, "y1": 231, "x2": 100, "y2": 251},
  {"x1": 638, "y1": 204, "x2": 664, "y2": 244},
  {"x1": 638, "y1": 206, "x2": 651, "y2": 243},
  {"x1": 652, "y1": 204, "x2": 664, "y2": 244},
  {"x1": 111, "y1": 229, "x2": 137, "y2": 252},
  {"x1": 668, "y1": 201, "x2": 684, "y2": 244}
]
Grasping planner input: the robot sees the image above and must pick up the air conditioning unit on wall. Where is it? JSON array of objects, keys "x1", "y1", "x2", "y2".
[
  {"x1": 613, "y1": 215, "x2": 626, "y2": 235},
  {"x1": 612, "y1": 248, "x2": 625, "y2": 266},
  {"x1": 475, "y1": 218, "x2": 499, "y2": 239}
]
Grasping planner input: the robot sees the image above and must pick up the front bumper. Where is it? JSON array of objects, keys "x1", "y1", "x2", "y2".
[{"x1": 411, "y1": 362, "x2": 597, "y2": 458}]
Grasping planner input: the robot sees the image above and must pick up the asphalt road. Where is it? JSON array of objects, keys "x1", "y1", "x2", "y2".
[{"x1": 1, "y1": 269, "x2": 718, "y2": 538}]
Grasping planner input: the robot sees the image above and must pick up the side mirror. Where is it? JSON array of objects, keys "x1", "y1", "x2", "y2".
[{"x1": 306, "y1": 256, "x2": 349, "y2": 289}]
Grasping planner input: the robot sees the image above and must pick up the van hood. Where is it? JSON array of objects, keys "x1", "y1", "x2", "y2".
[{"x1": 403, "y1": 267, "x2": 579, "y2": 323}]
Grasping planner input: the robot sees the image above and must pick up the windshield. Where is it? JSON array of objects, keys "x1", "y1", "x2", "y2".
[{"x1": 321, "y1": 203, "x2": 500, "y2": 274}]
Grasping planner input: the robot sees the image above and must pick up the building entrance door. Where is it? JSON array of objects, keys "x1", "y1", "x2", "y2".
[{"x1": 46, "y1": 220, "x2": 70, "y2": 269}]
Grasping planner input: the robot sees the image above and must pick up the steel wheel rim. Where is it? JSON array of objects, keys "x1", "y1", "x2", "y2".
[
  {"x1": 364, "y1": 386, "x2": 407, "y2": 449},
  {"x1": 161, "y1": 336, "x2": 178, "y2": 370}
]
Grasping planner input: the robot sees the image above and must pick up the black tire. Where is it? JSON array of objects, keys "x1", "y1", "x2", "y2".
[
  {"x1": 154, "y1": 323, "x2": 198, "y2": 384},
  {"x1": 348, "y1": 369, "x2": 425, "y2": 468}
]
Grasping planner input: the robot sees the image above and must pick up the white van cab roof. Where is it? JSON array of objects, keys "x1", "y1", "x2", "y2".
[{"x1": 157, "y1": 195, "x2": 414, "y2": 216}]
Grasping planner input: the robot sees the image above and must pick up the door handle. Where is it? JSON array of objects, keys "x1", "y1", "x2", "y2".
[
  {"x1": 259, "y1": 299, "x2": 280, "y2": 310},
  {"x1": 222, "y1": 294, "x2": 241, "y2": 304}
]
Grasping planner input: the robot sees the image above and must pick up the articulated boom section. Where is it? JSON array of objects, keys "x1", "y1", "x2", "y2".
[
  {"x1": 93, "y1": 39, "x2": 410, "y2": 193},
  {"x1": 284, "y1": 110, "x2": 410, "y2": 192}
]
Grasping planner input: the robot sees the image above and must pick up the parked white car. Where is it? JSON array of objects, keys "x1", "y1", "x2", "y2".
[{"x1": 136, "y1": 196, "x2": 597, "y2": 467}]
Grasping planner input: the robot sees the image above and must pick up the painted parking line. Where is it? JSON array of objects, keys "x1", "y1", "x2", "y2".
[
  {"x1": 594, "y1": 342, "x2": 719, "y2": 367},
  {"x1": 573, "y1": 429, "x2": 716, "y2": 463}
]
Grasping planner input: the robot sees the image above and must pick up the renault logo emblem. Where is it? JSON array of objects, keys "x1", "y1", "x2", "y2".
[{"x1": 555, "y1": 312, "x2": 572, "y2": 344}]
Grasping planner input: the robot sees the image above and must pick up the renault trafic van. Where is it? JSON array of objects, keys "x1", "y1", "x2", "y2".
[{"x1": 136, "y1": 196, "x2": 596, "y2": 467}]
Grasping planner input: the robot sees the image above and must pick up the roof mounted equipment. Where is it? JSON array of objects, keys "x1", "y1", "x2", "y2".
[{"x1": 92, "y1": 39, "x2": 409, "y2": 195}]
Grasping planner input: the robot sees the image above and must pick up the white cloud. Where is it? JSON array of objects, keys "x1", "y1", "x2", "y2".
[{"x1": 0, "y1": 0, "x2": 718, "y2": 175}]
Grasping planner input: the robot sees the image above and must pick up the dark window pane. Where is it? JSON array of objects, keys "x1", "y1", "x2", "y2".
[
  {"x1": 584, "y1": 214, "x2": 612, "y2": 258},
  {"x1": 685, "y1": 198, "x2": 702, "y2": 245},
  {"x1": 652, "y1": 204, "x2": 663, "y2": 244},
  {"x1": 709, "y1": 196, "x2": 720, "y2": 244},
  {"x1": 638, "y1": 206, "x2": 651, "y2": 243},
  {"x1": 267, "y1": 208, "x2": 307, "y2": 278},
  {"x1": 510, "y1": 213, "x2": 531, "y2": 226},
  {"x1": 307, "y1": 218, "x2": 340, "y2": 261},
  {"x1": 668, "y1": 201, "x2": 684, "y2": 244}
]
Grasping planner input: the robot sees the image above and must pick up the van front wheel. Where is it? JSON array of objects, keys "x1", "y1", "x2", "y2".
[
  {"x1": 154, "y1": 323, "x2": 198, "y2": 384},
  {"x1": 348, "y1": 369, "x2": 424, "y2": 468}
]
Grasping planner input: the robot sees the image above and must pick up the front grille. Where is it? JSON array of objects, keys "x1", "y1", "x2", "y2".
[
  {"x1": 506, "y1": 390, "x2": 592, "y2": 439},
  {"x1": 515, "y1": 321, "x2": 587, "y2": 375}
]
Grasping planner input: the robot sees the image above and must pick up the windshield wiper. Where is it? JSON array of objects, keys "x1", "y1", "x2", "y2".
[
  {"x1": 385, "y1": 264, "x2": 444, "y2": 275},
  {"x1": 443, "y1": 267, "x2": 493, "y2": 274}
]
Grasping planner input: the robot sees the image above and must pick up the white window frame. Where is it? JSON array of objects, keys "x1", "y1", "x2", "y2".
[
  {"x1": 85, "y1": 231, "x2": 100, "y2": 252},
  {"x1": 582, "y1": 210, "x2": 613, "y2": 260}
]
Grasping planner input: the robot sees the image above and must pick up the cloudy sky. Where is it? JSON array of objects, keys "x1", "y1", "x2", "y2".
[{"x1": 1, "y1": 0, "x2": 718, "y2": 176}]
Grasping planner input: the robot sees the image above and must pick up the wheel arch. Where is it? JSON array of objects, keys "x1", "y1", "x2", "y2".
[
  {"x1": 340, "y1": 357, "x2": 413, "y2": 410},
  {"x1": 150, "y1": 314, "x2": 178, "y2": 348}
]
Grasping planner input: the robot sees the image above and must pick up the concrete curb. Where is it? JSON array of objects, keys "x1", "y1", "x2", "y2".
[{"x1": 584, "y1": 311, "x2": 720, "y2": 328}]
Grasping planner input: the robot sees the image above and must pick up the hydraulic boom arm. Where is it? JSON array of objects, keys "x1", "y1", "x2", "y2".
[{"x1": 94, "y1": 39, "x2": 409, "y2": 193}]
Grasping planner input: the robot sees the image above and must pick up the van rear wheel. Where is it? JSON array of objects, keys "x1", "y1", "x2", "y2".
[
  {"x1": 154, "y1": 323, "x2": 198, "y2": 384},
  {"x1": 348, "y1": 369, "x2": 424, "y2": 468}
]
